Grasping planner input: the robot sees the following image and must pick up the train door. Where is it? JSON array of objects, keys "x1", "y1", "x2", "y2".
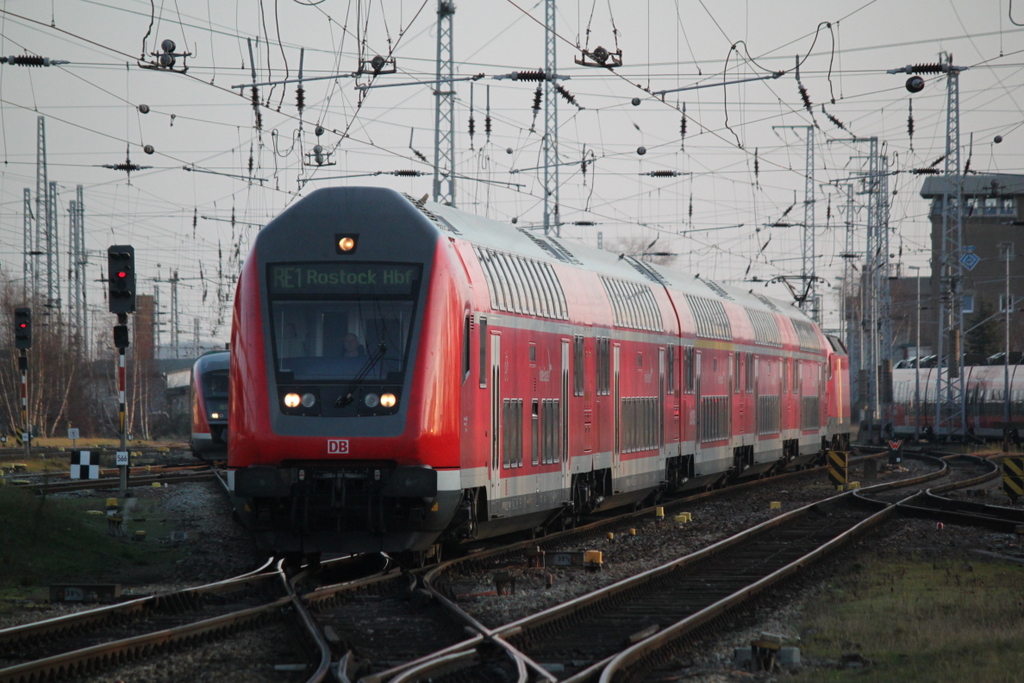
[
  {"x1": 659, "y1": 348, "x2": 666, "y2": 454},
  {"x1": 561, "y1": 339, "x2": 571, "y2": 498},
  {"x1": 613, "y1": 344, "x2": 621, "y2": 477},
  {"x1": 694, "y1": 350, "x2": 702, "y2": 449},
  {"x1": 489, "y1": 333, "x2": 502, "y2": 504}
]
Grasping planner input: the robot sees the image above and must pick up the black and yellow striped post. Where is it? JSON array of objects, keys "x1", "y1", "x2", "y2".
[
  {"x1": 828, "y1": 450, "x2": 849, "y2": 489},
  {"x1": 1002, "y1": 457, "x2": 1024, "y2": 501}
]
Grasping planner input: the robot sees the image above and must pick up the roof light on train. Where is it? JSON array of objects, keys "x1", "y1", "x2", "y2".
[
  {"x1": 283, "y1": 393, "x2": 302, "y2": 408},
  {"x1": 380, "y1": 393, "x2": 397, "y2": 408},
  {"x1": 336, "y1": 235, "x2": 357, "y2": 253}
]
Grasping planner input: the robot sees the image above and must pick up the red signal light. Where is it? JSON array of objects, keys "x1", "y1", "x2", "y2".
[{"x1": 117, "y1": 271, "x2": 127, "y2": 278}]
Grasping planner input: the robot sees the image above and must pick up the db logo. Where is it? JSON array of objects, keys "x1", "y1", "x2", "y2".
[{"x1": 327, "y1": 439, "x2": 349, "y2": 454}]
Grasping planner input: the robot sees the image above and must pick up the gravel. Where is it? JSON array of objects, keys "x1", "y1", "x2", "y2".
[{"x1": 0, "y1": 475, "x2": 261, "y2": 631}]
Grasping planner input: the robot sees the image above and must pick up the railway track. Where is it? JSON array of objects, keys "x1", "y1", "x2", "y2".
[
  {"x1": 366, "y1": 451, "x2": 999, "y2": 682},
  {"x1": 0, "y1": 557, "x2": 336, "y2": 683}
]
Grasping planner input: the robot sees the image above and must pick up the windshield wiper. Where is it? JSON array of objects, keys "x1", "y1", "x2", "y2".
[{"x1": 336, "y1": 341, "x2": 387, "y2": 407}]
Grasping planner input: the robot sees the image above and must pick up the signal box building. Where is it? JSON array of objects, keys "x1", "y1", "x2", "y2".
[{"x1": 889, "y1": 173, "x2": 1023, "y2": 365}]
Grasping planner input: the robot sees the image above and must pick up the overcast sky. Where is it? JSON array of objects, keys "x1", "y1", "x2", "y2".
[{"x1": 1, "y1": 0, "x2": 1021, "y2": 347}]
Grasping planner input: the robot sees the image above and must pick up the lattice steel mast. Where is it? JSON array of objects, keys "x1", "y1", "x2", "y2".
[
  {"x1": 543, "y1": 0, "x2": 560, "y2": 235},
  {"x1": 432, "y1": 0, "x2": 456, "y2": 206},
  {"x1": 34, "y1": 116, "x2": 47, "y2": 301},
  {"x1": 935, "y1": 54, "x2": 967, "y2": 438}
]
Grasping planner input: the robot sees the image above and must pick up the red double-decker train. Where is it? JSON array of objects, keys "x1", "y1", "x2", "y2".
[
  {"x1": 189, "y1": 349, "x2": 230, "y2": 459},
  {"x1": 227, "y1": 187, "x2": 850, "y2": 562}
]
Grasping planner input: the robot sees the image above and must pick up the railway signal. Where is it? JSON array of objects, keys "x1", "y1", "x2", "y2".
[
  {"x1": 13, "y1": 307, "x2": 31, "y2": 349},
  {"x1": 107, "y1": 245, "x2": 136, "y2": 314}
]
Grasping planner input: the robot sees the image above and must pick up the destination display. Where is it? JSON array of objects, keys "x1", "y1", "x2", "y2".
[{"x1": 268, "y1": 262, "x2": 421, "y2": 296}]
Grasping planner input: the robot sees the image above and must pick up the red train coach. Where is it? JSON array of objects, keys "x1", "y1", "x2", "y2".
[
  {"x1": 227, "y1": 187, "x2": 850, "y2": 561},
  {"x1": 189, "y1": 349, "x2": 230, "y2": 459}
]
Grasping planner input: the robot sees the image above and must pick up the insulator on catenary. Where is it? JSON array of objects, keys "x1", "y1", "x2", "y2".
[
  {"x1": 798, "y1": 84, "x2": 812, "y2": 114},
  {"x1": 468, "y1": 115, "x2": 475, "y2": 139},
  {"x1": 572, "y1": 220, "x2": 596, "y2": 226},
  {"x1": 412, "y1": 148, "x2": 429, "y2": 163},
  {"x1": 296, "y1": 87, "x2": 305, "y2": 114},
  {"x1": 907, "y1": 100, "x2": 914, "y2": 149},
  {"x1": 754, "y1": 148, "x2": 760, "y2": 183},
  {"x1": 556, "y1": 84, "x2": 581, "y2": 109},
  {"x1": 251, "y1": 87, "x2": 262, "y2": 130},
  {"x1": 531, "y1": 87, "x2": 542, "y2": 113},
  {"x1": 905, "y1": 62, "x2": 944, "y2": 74},
  {"x1": 511, "y1": 70, "x2": 546, "y2": 81},
  {"x1": 2, "y1": 55, "x2": 62, "y2": 67},
  {"x1": 822, "y1": 104, "x2": 847, "y2": 132},
  {"x1": 641, "y1": 170, "x2": 680, "y2": 177},
  {"x1": 680, "y1": 109, "x2": 687, "y2": 150},
  {"x1": 391, "y1": 170, "x2": 423, "y2": 177}
]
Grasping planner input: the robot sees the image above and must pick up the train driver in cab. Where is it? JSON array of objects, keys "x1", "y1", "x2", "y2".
[{"x1": 343, "y1": 332, "x2": 366, "y2": 358}]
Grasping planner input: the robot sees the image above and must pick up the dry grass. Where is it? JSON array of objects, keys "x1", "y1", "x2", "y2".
[{"x1": 796, "y1": 557, "x2": 1024, "y2": 682}]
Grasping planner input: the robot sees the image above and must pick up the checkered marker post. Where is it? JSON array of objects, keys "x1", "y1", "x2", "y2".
[
  {"x1": 828, "y1": 450, "x2": 849, "y2": 489},
  {"x1": 69, "y1": 451, "x2": 99, "y2": 480}
]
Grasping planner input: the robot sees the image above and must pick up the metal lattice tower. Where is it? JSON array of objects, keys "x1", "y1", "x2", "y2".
[
  {"x1": 773, "y1": 125, "x2": 816, "y2": 319},
  {"x1": 22, "y1": 188, "x2": 32, "y2": 300},
  {"x1": 861, "y1": 137, "x2": 886, "y2": 439},
  {"x1": 170, "y1": 271, "x2": 180, "y2": 358},
  {"x1": 935, "y1": 54, "x2": 967, "y2": 438},
  {"x1": 432, "y1": 0, "x2": 456, "y2": 206},
  {"x1": 839, "y1": 182, "x2": 857, "y2": 343},
  {"x1": 877, "y1": 154, "x2": 893, "y2": 429},
  {"x1": 34, "y1": 116, "x2": 47, "y2": 301},
  {"x1": 67, "y1": 185, "x2": 87, "y2": 344},
  {"x1": 543, "y1": 0, "x2": 560, "y2": 236},
  {"x1": 802, "y1": 127, "x2": 816, "y2": 321},
  {"x1": 47, "y1": 181, "x2": 60, "y2": 311}
]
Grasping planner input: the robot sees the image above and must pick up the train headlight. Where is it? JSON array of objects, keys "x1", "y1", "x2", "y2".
[
  {"x1": 210, "y1": 412, "x2": 221, "y2": 420},
  {"x1": 380, "y1": 393, "x2": 397, "y2": 408},
  {"x1": 336, "y1": 234, "x2": 357, "y2": 253},
  {"x1": 364, "y1": 393, "x2": 380, "y2": 408},
  {"x1": 301, "y1": 393, "x2": 316, "y2": 408},
  {"x1": 283, "y1": 393, "x2": 302, "y2": 408}
]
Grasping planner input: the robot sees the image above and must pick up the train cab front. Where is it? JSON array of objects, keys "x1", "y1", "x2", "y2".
[{"x1": 228, "y1": 187, "x2": 464, "y2": 558}]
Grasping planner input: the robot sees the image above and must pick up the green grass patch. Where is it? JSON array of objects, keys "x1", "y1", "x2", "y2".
[
  {"x1": 795, "y1": 557, "x2": 1024, "y2": 682},
  {"x1": 0, "y1": 486, "x2": 187, "y2": 605}
]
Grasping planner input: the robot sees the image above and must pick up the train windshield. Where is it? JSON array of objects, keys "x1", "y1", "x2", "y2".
[
  {"x1": 266, "y1": 262, "x2": 423, "y2": 383},
  {"x1": 202, "y1": 370, "x2": 229, "y2": 419}
]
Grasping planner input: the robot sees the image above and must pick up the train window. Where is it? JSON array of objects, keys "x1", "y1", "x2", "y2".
[
  {"x1": 734, "y1": 353, "x2": 741, "y2": 393},
  {"x1": 502, "y1": 398, "x2": 523, "y2": 468},
  {"x1": 510, "y1": 256, "x2": 536, "y2": 316},
  {"x1": 479, "y1": 318, "x2": 488, "y2": 388},
  {"x1": 746, "y1": 352, "x2": 754, "y2": 392},
  {"x1": 463, "y1": 315, "x2": 472, "y2": 381},
  {"x1": 574, "y1": 335, "x2": 584, "y2": 396},
  {"x1": 495, "y1": 253, "x2": 522, "y2": 314},
  {"x1": 793, "y1": 359, "x2": 800, "y2": 393},
  {"x1": 596, "y1": 337, "x2": 610, "y2": 396},
  {"x1": 529, "y1": 344, "x2": 536, "y2": 363},
  {"x1": 684, "y1": 346, "x2": 695, "y2": 393},
  {"x1": 667, "y1": 344, "x2": 675, "y2": 395},
  {"x1": 525, "y1": 259, "x2": 550, "y2": 317},
  {"x1": 267, "y1": 262, "x2": 421, "y2": 384},
  {"x1": 637, "y1": 352, "x2": 643, "y2": 369},
  {"x1": 542, "y1": 399, "x2": 560, "y2": 464}
]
